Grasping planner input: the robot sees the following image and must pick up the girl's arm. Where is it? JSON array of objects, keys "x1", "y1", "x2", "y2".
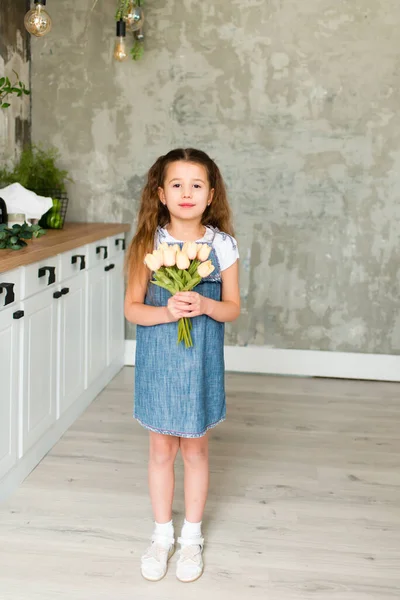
[
  {"x1": 124, "y1": 264, "x2": 188, "y2": 326},
  {"x1": 173, "y1": 260, "x2": 241, "y2": 323}
]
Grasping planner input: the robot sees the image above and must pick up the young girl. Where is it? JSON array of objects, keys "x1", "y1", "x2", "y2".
[{"x1": 124, "y1": 148, "x2": 240, "y2": 583}]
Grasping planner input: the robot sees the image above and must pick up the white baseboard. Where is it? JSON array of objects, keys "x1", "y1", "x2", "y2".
[
  {"x1": 124, "y1": 340, "x2": 400, "y2": 382},
  {"x1": 0, "y1": 359, "x2": 124, "y2": 504}
]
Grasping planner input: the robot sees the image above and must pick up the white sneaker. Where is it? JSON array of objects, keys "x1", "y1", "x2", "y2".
[
  {"x1": 141, "y1": 534, "x2": 175, "y2": 582},
  {"x1": 176, "y1": 536, "x2": 204, "y2": 583}
]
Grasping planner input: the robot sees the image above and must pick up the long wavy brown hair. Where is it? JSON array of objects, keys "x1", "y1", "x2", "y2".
[{"x1": 125, "y1": 148, "x2": 234, "y2": 283}]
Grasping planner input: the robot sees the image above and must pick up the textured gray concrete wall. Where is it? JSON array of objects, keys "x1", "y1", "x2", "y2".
[
  {"x1": 0, "y1": 0, "x2": 31, "y2": 160},
  {"x1": 31, "y1": 1, "x2": 400, "y2": 353}
]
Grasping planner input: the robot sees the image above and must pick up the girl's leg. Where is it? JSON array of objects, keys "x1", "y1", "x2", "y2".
[
  {"x1": 176, "y1": 433, "x2": 209, "y2": 583},
  {"x1": 180, "y1": 433, "x2": 209, "y2": 522},
  {"x1": 141, "y1": 432, "x2": 179, "y2": 582},
  {"x1": 148, "y1": 431, "x2": 180, "y2": 522}
]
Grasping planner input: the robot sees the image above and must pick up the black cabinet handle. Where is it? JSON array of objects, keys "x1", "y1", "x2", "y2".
[
  {"x1": 109, "y1": 263, "x2": 115, "y2": 270},
  {"x1": 96, "y1": 245, "x2": 108, "y2": 260},
  {"x1": 115, "y1": 238, "x2": 126, "y2": 250},
  {"x1": 0, "y1": 282, "x2": 15, "y2": 306},
  {"x1": 13, "y1": 310, "x2": 24, "y2": 320},
  {"x1": 38, "y1": 266, "x2": 56, "y2": 285},
  {"x1": 53, "y1": 291, "x2": 62, "y2": 299},
  {"x1": 71, "y1": 254, "x2": 86, "y2": 270},
  {"x1": 61, "y1": 287, "x2": 69, "y2": 295},
  {"x1": 104, "y1": 263, "x2": 115, "y2": 272}
]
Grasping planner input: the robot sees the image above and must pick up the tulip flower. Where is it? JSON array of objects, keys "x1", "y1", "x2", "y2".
[
  {"x1": 176, "y1": 251, "x2": 190, "y2": 270},
  {"x1": 144, "y1": 252, "x2": 163, "y2": 271},
  {"x1": 197, "y1": 260, "x2": 215, "y2": 278},
  {"x1": 182, "y1": 241, "x2": 198, "y2": 260},
  {"x1": 158, "y1": 242, "x2": 169, "y2": 251},
  {"x1": 153, "y1": 249, "x2": 164, "y2": 266},
  {"x1": 197, "y1": 244, "x2": 212, "y2": 262},
  {"x1": 163, "y1": 247, "x2": 176, "y2": 267}
]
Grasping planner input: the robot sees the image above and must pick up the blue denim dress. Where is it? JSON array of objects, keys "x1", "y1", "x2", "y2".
[{"x1": 134, "y1": 228, "x2": 225, "y2": 438}]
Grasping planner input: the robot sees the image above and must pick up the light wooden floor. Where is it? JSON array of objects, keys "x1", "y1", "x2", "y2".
[{"x1": 1, "y1": 367, "x2": 400, "y2": 600}]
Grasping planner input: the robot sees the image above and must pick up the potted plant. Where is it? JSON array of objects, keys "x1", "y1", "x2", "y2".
[
  {"x1": 0, "y1": 222, "x2": 46, "y2": 250},
  {"x1": 0, "y1": 144, "x2": 72, "y2": 229}
]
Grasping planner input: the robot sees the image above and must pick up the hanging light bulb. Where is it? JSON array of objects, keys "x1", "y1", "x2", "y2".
[
  {"x1": 124, "y1": 1, "x2": 145, "y2": 33},
  {"x1": 114, "y1": 19, "x2": 128, "y2": 62},
  {"x1": 24, "y1": 0, "x2": 52, "y2": 38}
]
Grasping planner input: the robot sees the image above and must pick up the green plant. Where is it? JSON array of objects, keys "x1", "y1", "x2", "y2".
[
  {"x1": 0, "y1": 71, "x2": 30, "y2": 109},
  {"x1": 115, "y1": 0, "x2": 143, "y2": 20},
  {"x1": 130, "y1": 39, "x2": 145, "y2": 61},
  {"x1": 115, "y1": 0, "x2": 145, "y2": 61},
  {"x1": 0, "y1": 144, "x2": 72, "y2": 192},
  {"x1": 0, "y1": 222, "x2": 46, "y2": 251}
]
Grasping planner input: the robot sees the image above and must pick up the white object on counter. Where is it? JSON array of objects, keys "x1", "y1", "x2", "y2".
[
  {"x1": 0, "y1": 183, "x2": 53, "y2": 220},
  {"x1": 7, "y1": 213, "x2": 27, "y2": 227}
]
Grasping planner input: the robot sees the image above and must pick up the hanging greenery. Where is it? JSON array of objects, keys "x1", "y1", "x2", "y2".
[
  {"x1": 0, "y1": 71, "x2": 30, "y2": 109},
  {"x1": 115, "y1": 0, "x2": 145, "y2": 62}
]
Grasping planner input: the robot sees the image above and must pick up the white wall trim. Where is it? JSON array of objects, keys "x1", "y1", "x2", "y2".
[{"x1": 125, "y1": 340, "x2": 400, "y2": 382}]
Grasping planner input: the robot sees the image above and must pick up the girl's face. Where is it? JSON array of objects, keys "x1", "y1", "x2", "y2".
[{"x1": 158, "y1": 161, "x2": 214, "y2": 223}]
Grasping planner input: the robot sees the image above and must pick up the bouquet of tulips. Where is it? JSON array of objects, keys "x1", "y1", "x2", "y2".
[{"x1": 144, "y1": 241, "x2": 215, "y2": 348}]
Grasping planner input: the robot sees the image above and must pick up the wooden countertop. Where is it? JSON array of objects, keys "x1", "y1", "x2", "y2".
[{"x1": 0, "y1": 222, "x2": 131, "y2": 272}]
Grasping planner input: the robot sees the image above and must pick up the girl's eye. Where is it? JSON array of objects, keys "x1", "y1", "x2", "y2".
[
  {"x1": 173, "y1": 183, "x2": 181, "y2": 188},
  {"x1": 193, "y1": 184, "x2": 201, "y2": 189}
]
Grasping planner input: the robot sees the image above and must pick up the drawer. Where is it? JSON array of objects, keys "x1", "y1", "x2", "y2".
[
  {"x1": 108, "y1": 233, "x2": 126, "y2": 259},
  {"x1": 0, "y1": 268, "x2": 22, "y2": 312},
  {"x1": 59, "y1": 244, "x2": 88, "y2": 282},
  {"x1": 22, "y1": 257, "x2": 58, "y2": 299},
  {"x1": 86, "y1": 237, "x2": 109, "y2": 269}
]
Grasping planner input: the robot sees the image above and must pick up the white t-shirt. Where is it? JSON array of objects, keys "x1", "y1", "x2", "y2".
[{"x1": 157, "y1": 226, "x2": 239, "y2": 272}]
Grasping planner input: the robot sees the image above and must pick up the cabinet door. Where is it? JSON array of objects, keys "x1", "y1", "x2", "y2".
[
  {"x1": 0, "y1": 307, "x2": 20, "y2": 480},
  {"x1": 59, "y1": 273, "x2": 86, "y2": 417},
  {"x1": 107, "y1": 254, "x2": 125, "y2": 366},
  {"x1": 86, "y1": 263, "x2": 108, "y2": 388},
  {"x1": 21, "y1": 287, "x2": 57, "y2": 455}
]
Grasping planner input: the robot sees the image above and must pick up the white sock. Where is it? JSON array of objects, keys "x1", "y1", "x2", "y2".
[
  {"x1": 180, "y1": 518, "x2": 202, "y2": 541},
  {"x1": 153, "y1": 519, "x2": 174, "y2": 547}
]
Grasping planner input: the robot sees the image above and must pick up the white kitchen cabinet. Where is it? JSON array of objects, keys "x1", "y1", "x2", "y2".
[
  {"x1": 21, "y1": 285, "x2": 58, "y2": 455},
  {"x1": 86, "y1": 262, "x2": 108, "y2": 389},
  {"x1": 58, "y1": 271, "x2": 86, "y2": 418},
  {"x1": 0, "y1": 305, "x2": 21, "y2": 480},
  {"x1": 107, "y1": 254, "x2": 125, "y2": 367},
  {"x1": 0, "y1": 226, "x2": 128, "y2": 502}
]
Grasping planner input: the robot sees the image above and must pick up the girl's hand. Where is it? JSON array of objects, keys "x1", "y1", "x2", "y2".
[
  {"x1": 166, "y1": 295, "x2": 187, "y2": 322},
  {"x1": 173, "y1": 291, "x2": 209, "y2": 318}
]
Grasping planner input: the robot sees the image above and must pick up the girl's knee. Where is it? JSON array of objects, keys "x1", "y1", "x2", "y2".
[
  {"x1": 149, "y1": 433, "x2": 179, "y2": 466},
  {"x1": 180, "y1": 437, "x2": 208, "y2": 466}
]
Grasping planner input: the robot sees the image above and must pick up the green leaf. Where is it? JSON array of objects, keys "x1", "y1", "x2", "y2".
[
  {"x1": 130, "y1": 40, "x2": 145, "y2": 61},
  {"x1": 1, "y1": 103, "x2": 10, "y2": 108},
  {"x1": 10, "y1": 244, "x2": 23, "y2": 250},
  {"x1": 151, "y1": 281, "x2": 174, "y2": 294},
  {"x1": 0, "y1": 77, "x2": 5, "y2": 87},
  {"x1": 165, "y1": 267, "x2": 184, "y2": 287}
]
